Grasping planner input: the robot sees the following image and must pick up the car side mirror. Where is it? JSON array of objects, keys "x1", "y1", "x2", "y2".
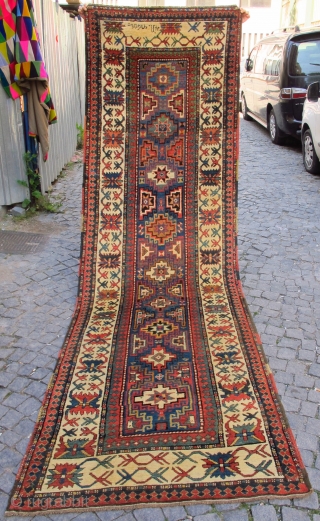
[
  {"x1": 307, "y1": 82, "x2": 320, "y2": 102},
  {"x1": 245, "y1": 58, "x2": 253, "y2": 72}
]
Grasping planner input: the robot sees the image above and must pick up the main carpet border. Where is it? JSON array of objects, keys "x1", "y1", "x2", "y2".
[{"x1": 6, "y1": 6, "x2": 312, "y2": 515}]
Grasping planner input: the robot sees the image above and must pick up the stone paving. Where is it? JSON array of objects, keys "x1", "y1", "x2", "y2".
[{"x1": 0, "y1": 116, "x2": 319, "y2": 520}]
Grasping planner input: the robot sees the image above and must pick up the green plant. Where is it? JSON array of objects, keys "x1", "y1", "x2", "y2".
[
  {"x1": 17, "y1": 152, "x2": 61, "y2": 214},
  {"x1": 17, "y1": 152, "x2": 41, "y2": 208},
  {"x1": 36, "y1": 193, "x2": 62, "y2": 213},
  {"x1": 76, "y1": 123, "x2": 84, "y2": 149}
]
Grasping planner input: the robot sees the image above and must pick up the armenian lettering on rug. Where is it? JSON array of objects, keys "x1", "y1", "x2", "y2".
[{"x1": 6, "y1": 6, "x2": 311, "y2": 516}]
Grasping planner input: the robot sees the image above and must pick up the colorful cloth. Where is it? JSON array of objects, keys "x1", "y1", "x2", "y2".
[
  {"x1": 6, "y1": 7, "x2": 311, "y2": 516},
  {"x1": 0, "y1": 0, "x2": 57, "y2": 159}
]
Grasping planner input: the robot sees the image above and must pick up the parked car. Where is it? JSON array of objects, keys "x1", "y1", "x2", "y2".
[
  {"x1": 239, "y1": 56, "x2": 246, "y2": 108},
  {"x1": 241, "y1": 28, "x2": 320, "y2": 144},
  {"x1": 301, "y1": 81, "x2": 320, "y2": 173}
]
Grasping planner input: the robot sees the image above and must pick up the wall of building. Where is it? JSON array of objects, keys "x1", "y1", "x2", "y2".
[
  {"x1": 33, "y1": 1, "x2": 85, "y2": 193},
  {"x1": 214, "y1": 0, "x2": 281, "y2": 56},
  {"x1": 280, "y1": 0, "x2": 320, "y2": 29},
  {"x1": 0, "y1": 93, "x2": 29, "y2": 207}
]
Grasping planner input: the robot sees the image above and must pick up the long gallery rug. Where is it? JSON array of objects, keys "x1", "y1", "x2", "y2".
[{"x1": 7, "y1": 6, "x2": 311, "y2": 516}]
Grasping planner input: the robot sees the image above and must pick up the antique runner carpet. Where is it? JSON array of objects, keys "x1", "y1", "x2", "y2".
[{"x1": 7, "y1": 6, "x2": 311, "y2": 516}]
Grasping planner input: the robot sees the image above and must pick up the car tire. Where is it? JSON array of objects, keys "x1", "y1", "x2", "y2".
[
  {"x1": 303, "y1": 129, "x2": 320, "y2": 174},
  {"x1": 241, "y1": 94, "x2": 252, "y2": 121},
  {"x1": 269, "y1": 109, "x2": 284, "y2": 145}
]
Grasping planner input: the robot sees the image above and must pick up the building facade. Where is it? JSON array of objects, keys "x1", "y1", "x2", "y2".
[{"x1": 280, "y1": 0, "x2": 320, "y2": 29}]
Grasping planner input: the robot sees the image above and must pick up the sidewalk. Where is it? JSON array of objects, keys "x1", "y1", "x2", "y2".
[{"x1": 0, "y1": 118, "x2": 319, "y2": 520}]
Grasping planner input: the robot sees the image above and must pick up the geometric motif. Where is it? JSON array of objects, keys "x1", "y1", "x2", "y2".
[
  {"x1": 134, "y1": 384, "x2": 185, "y2": 410},
  {"x1": 140, "y1": 140, "x2": 158, "y2": 166},
  {"x1": 142, "y1": 93, "x2": 158, "y2": 119},
  {"x1": 169, "y1": 90, "x2": 184, "y2": 117},
  {"x1": 132, "y1": 335, "x2": 146, "y2": 353},
  {"x1": 145, "y1": 213, "x2": 177, "y2": 245},
  {"x1": 147, "y1": 63, "x2": 179, "y2": 96},
  {"x1": 167, "y1": 137, "x2": 184, "y2": 165},
  {"x1": 141, "y1": 346, "x2": 176, "y2": 370},
  {"x1": 167, "y1": 306, "x2": 186, "y2": 326},
  {"x1": 147, "y1": 112, "x2": 178, "y2": 144},
  {"x1": 147, "y1": 164, "x2": 175, "y2": 187},
  {"x1": 145, "y1": 260, "x2": 175, "y2": 283},
  {"x1": 168, "y1": 239, "x2": 182, "y2": 259},
  {"x1": 168, "y1": 282, "x2": 184, "y2": 298},
  {"x1": 134, "y1": 309, "x2": 154, "y2": 329},
  {"x1": 0, "y1": 0, "x2": 57, "y2": 124},
  {"x1": 140, "y1": 189, "x2": 156, "y2": 218},
  {"x1": 137, "y1": 284, "x2": 154, "y2": 300},
  {"x1": 141, "y1": 319, "x2": 178, "y2": 338},
  {"x1": 166, "y1": 187, "x2": 182, "y2": 217},
  {"x1": 150, "y1": 296, "x2": 173, "y2": 310},
  {"x1": 172, "y1": 333, "x2": 187, "y2": 350},
  {"x1": 140, "y1": 241, "x2": 155, "y2": 260},
  {"x1": 7, "y1": 6, "x2": 311, "y2": 516}
]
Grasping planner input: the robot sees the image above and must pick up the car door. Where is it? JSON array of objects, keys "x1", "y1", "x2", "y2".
[
  {"x1": 251, "y1": 44, "x2": 270, "y2": 122},
  {"x1": 265, "y1": 44, "x2": 283, "y2": 110},
  {"x1": 242, "y1": 47, "x2": 258, "y2": 112}
]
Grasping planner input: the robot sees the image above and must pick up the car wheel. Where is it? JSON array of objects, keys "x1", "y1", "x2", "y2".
[
  {"x1": 241, "y1": 94, "x2": 252, "y2": 121},
  {"x1": 269, "y1": 109, "x2": 284, "y2": 145},
  {"x1": 303, "y1": 129, "x2": 320, "y2": 174}
]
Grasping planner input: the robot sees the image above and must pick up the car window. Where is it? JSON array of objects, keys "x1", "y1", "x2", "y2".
[
  {"x1": 289, "y1": 40, "x2": 320, "y2": 76},
  {"x1": 254, "y1": 44, "x2": 269, "y2": 74},
  {"x1": 264, "y1": 44, "x2": 283, "y2": 76}
]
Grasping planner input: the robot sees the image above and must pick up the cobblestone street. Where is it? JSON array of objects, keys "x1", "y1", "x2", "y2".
[{"x1": 0, "y1": 116, "x2": 319, "y2": 520}]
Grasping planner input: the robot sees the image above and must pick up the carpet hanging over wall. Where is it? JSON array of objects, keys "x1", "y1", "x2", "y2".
[{"x1": 7, "y1": 6, "x2": 311, "y2": 516}]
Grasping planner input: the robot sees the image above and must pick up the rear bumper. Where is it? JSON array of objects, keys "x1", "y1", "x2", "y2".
[{"x1": 275, "y1": 103, "x2": 302, "y2": 139}]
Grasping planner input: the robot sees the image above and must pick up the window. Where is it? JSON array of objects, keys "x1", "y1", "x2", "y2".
[
  {"x1": 240, "y1": 0, "x2": 271, "y2": 7},
  {"x1": 164, "y1": 0, "x2": 186, "y2": 5},
  {"x1": 254, "y1": 44, "x2": 269, "y2": 74},
  {"x1": 264, "y1": 44, "x2": 283, "y2": 76},
  {"x1": 289, "y1": 40, "x2": 320, "y2": 76}
]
